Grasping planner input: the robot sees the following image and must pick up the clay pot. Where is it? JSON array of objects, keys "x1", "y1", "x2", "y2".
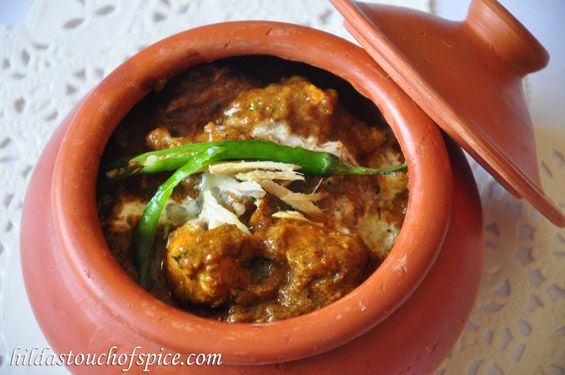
[{"x1": 21, "y1": 22, "x2": 482, "y2": 373}]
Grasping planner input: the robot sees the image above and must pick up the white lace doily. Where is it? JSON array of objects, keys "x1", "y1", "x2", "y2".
[{"x1": 1, "y1": 1, "x2": 563, "y2": 374}]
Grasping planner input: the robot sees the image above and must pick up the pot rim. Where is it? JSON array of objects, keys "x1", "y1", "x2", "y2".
[{"x1": 50, "y1": 21, "x2": 452, "y2": 365}]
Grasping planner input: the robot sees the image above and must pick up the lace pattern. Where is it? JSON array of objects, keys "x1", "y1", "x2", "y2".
[{"x1": 1, "y1": 0, "x2": 563, "y2": 373}]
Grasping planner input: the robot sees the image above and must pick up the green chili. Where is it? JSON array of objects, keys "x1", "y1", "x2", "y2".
[
  {"x1": 119, "y1": 140, "x2": 407, "y2": 288},
  {"x1": 135, "y1": 146, "x2": 225, "y2": 288},
  {"x1": 106, "y1": 140, "x2": 407, "y2": 179}
]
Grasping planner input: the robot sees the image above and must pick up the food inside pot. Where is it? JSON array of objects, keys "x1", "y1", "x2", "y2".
[{"x1": 97, "y1": 57, "x2": 408, "y2": 323}]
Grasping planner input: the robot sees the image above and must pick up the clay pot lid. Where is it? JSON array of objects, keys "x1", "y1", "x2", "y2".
[{"x1": 332, "y1": 0, "x2": 564, "y2": 227}]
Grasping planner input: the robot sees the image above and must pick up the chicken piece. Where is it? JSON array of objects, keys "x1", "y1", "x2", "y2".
[
  {"x1": 145, "y1": 127, "x2": 185, "y2": 150},
  {"x1": 357, "y1": 207, "x2": 404, "y2": 259},
  {"x1": 224, "y1": 220, "x2": 372, "y2": 323},
  {"x1": 221, "y1": 76, "x2": 337, "y2": 141},
  {"x1": 265, "y1": 220, "x2": 370, "y2": 311},
  {"x1": 166, "y1": 223, "x2": 285, "y2": 308},
  {"x1": 165, "y1": 223, "x2": 255, "y2": 307}
]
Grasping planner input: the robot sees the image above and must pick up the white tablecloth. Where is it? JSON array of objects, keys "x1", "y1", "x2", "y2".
[{"x1": 1, "y1": 1, "x2": 563, "y2": 373}]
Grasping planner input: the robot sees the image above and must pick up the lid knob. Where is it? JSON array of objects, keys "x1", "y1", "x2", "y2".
[{"x1": 466, "y1": 0, "x2": 549, "y2": 74}]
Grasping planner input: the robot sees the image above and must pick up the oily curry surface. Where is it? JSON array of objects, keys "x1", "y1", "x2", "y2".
[{"x1": 97, "y1": 61, "x2": 408, "y2": 323}]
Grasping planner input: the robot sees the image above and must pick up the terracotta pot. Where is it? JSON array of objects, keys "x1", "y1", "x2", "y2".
[{"x1": 21, "y1": 22, "x2": 483, "y2": 373}]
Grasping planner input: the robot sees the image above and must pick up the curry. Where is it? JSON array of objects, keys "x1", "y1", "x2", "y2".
[{"x1": 97, "y1": 59, "x2": 408, "y2": 323}]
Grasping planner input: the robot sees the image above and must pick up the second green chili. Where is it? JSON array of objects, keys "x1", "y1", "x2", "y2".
[{"x1": 118, "y1": 140, "x2": 407, "y2": 288}]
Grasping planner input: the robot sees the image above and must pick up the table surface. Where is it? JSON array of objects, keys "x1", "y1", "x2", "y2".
[{"x1": 0, "y1": 1, "x2": 563, "y2": 374}]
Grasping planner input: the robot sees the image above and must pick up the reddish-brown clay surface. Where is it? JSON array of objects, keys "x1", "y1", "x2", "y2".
[
  {"x1": 332, "y1": 0, "x2": 564, "y2": 227},
  {"x1": 21, "y1": 132, "x2": 482, "y2": 374},
  {"x1": 20, "y1": 22, "x2": 480, "y2": 372}
]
